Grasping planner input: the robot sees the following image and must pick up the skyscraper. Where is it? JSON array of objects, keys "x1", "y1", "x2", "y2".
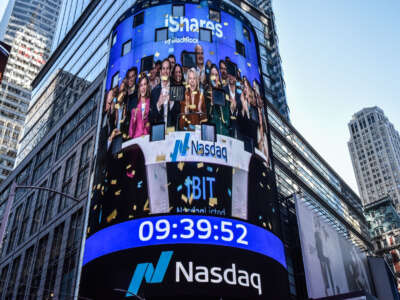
[
  {"x1": 0, "y1": 1, "x2": 376, "y2": 299},
  {"x1": 348, "y1": 107, "x2": 400, "y2": 208},
  {"x1": 0, "y1": 0, "x2": 63, "y2": 182}
]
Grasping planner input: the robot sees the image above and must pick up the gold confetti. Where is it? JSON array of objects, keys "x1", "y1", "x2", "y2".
[
  {"x1": 161, "y1": 75, "x2": 169, "y2": 81},
  {"x1": 96, "y1": 184, "x2": 101, "y2": 190},
  {"x1": 262, "y1": 222, "x2": 266, "y2": 228},
  {"x1": 210, "y1": 51, "x2": 214, "y2": 55},
  {"x1": 230, "y1": 116, "x2": 236, "y2": 120},
  {"x1": 209, "y1": 197, "x2": 218, "y2": 207},
  {"x1": 115, "y1": 103, "x2": 120, "y2": 109},
  {"x1": 267, "y1": 184, "x2": 271, "y2": 190},
  {"x1": 155, "y1": 51, "x2": 160, "y2": 57},
  {"x1": 133, "y1": 205, "x2": 137, "y2": 211},
  {"x1": 210, "y1": 75, "x2": 216, "y2": 81},
  {"x1": 225, "y1": 94, "x2": 229, "y2": 100},
  {"x1": 144, "y1": 199, "x2": 150, "y2": 212},
  {"x1": 119, "y1": 119, "x2": 124, "y2": 123},
  {"x1": 192, "y1": 91, "x2": 198, "y2": 95},
  {"x1": 247, "y1": 62, "x2": 251, "y2": 67},
  {"x1": 166, "y1": 126, "x2": 175, "y2": 133},
  {"x1": 189, "y1": 193, "x2": 194, "y2": 205},
  {"x1": 129, "y1": 170, "x2": 136, "y2": 177},
  {"x1": 107, "y1": 209, "x2": 117, "y2": 223},
  {"x1": 197, "y1": 162, "x2": 204, "y2": 168},
  {"x1": 259, "y1": 182, "x2": 264, "y2": 188},
  {"x1": 126, "y1": 164, "x2": 132, "y2": 169},
  {"x1": 111, "y1": 179, "x2": 117, "y2": 185},
  {"x1": 224, "y1": 22, "x2": 228, "y2": 26},
  {"x1": 216, "y1": 168, "x2": 219, "y2": 172},
  {"x1": 156, "y1": 154, "x2": 166, "y2": 162},
  {"x1": 181, "y1": 194, "x2": 188, "y2": 203},
  {"x1": 101, "y1": 186, "x2": 104, "y2": 191},
  {"x1": 268, "y1": 222, "x2": 272, "y2": 230},
  {"x1": 262, "y1": 172, "x2": 266, "y2": 177},
  {"x1": 234, "y1": 52, "x2": 238, "y2": 55},
  {"x1": 178, "y1": 162, "x2": 185, "y2": 171},
  {"x1": 93, "y1": 205, "x2": 97, "y2": 210},
  {"x1": 87, "y1": 227, "x2": 91, "y2": 234},
  {"x1": 115, "y1": 190, "x2": 121, "y2": 196},
  {"x1": 117, "y1": 152, "x2": 123, "y2": 159},
  {"x1": 169, "y1": 206, "x2": 174, "y2": 212},
  {"x1": 129, "y1": 215, "x2": 134, "y2": 219},
  {"x1": 189, "y1": 104, "x2": 196, "y2": 109}
]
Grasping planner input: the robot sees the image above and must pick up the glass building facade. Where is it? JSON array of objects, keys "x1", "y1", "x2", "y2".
[{"x1": 0, "y1": 1, "x2": 371, "y2": 299}]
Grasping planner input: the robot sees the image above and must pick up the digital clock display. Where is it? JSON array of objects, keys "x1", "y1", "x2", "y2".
[{"x1": 83, "y1": 214, "x2": 286, "y2": 269}]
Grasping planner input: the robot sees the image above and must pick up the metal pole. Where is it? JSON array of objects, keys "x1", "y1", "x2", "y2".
[{"x1": 15, "y1": 185, "x2": 80, "y2": 202}]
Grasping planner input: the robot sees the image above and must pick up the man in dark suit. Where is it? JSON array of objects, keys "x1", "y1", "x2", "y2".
[
  {"x1": 224, "y1": 73, "x2": 242, "y2": 139},
  {"x1": 150, "y1": 59, "x2": 180, "y2": 129}
]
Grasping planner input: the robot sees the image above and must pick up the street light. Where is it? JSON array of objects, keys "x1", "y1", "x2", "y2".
[
  {"x1": 0, "y1": 182, "x2": 80, "y2": 249},
  {"x1": 113, "y1": 288, "x2": 146, "y2": 300}
]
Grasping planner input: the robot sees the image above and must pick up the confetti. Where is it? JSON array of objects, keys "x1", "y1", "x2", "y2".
[
  {"x1": 181, "y1": 194, "x2": 188, "y2": 203},
  {"x1": 234, "y1": 52, "x2": 238, "y2": 56},
  {"x1": 209, "y1": 197, "x2": 218, "y2": 207},
  {"x1": 133, "y1": 205, "x2": 137, "y2": 211},
  {"x1": 259, "y1": 182, "x2": 264, "y2": 188},
  {"x1": 115, "y1": 103, "x2": 120, "y2": 109},
  {"x1": 177, "y1": 184, "x2": 182, "y2": 191},
  {"x1": 155, "y1": 51, "x2": 160, "y2": 57},
  {"x1": 169, "y1": 206, "x2": 174, "y2": 212},
  {"x1": 262, "y1": 222, "x2": 266, "y2": 228},
  {"x1": 206, "y1": 166, "x2": 213, "y2": 172},
  {"x1": 107, "y1": 209, "x2": 117, "y2": 223},
  {"x1": 156, "y1": 154, "x2": 166, "y2": 161},
  {"x1": 225, "y1": 94, "x2": 229, "y2": 100},
  {"x1": 192, "y1": 91, "x2": 198, "y2": 95},
  {"x1": 144, "y1": 199, "x2": 150, "y2": 212},
  {"x1": 96, "y1": 184, "x2": 101, "y2": 190},
  {"x1": 216, "y1": 168, "x2": 219, "y2": 172},
  {"x1": 197, "y1": 162, "x2": 204, "y2": 168},
  {"x1": 232, "y1": 168, "x2": 236, "y2": 174},
  {"x1": 268, "y1": 222, "x2": 272, "y2": 230},
  {"x1": 129, "y1": 215, "x2": 134, "y2": 219},
  {"x1": 227, "y1": 188, "x2": 231, "y2": 197},
  {"x1": 189, "y1": 104, "x2": 196, "y2": 109},
  {"x1": 210, "y1": 75, "x2": 216, "y2": 81},
  {"x1": 87, "y1": 227, "x2": 91, "y2": 234},
  {"x1": 99, "y1": 209, "x2": 102, "y2": 223},
  {"x1": 178, "y1": 162, "x2": 185, "y2": 171},
  {"x1": 161, "y1": 75, "x2": 169, "y2": 81},
  {"x1": 137, "y1": 181, "x2": 143, "y2": 188},
  {"x1": 115, "y1": 190, "x2": 121, "y2": 196},
  {"x1": 126, "y1": 164, "x2": 132, "y2": 169},
  {"x1": 166, "y1": 126, "x2": 175, "y2": 133},
  {"x1": 247, "y1": 62, "x2": 252, "y2": 67},
  {"x1": 210, "y1": 51, "x2": 215, "y2": 55},
  {"x1": 262, "y1": 172, "x2": 266, "y2": 177},
  {"x1": 189, "y1": 193, "x2": 194, "y2": 205},
  {"x1": 111, "y1": 179, "x2": 117, "y2": 185},
  {"x1": 224, "y1": 22, "x2": 229, "y2": 26},
  {"x1": 117, "y1": 152, "x2": 123, "y2": 159},
  {"x1": 127, "y1": 170, "x2": 135, "y2": 178}
]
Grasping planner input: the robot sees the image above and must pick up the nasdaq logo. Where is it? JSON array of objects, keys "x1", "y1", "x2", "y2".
[
  {"x1": 126, "y1": 251, "x2": 173, "y2": 296},
  {"x1": 171, "y1": 133, "x2": 190, "y2": 162},
  {"x1": 171, "y1": 133, "x2": 228, "y2": 162}
]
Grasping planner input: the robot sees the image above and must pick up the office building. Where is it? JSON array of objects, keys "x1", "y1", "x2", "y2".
[
  {"x1": 348, "y1": 107, "x2": 400, "y2": 209},
  {"x1": 0, "y1": 0, "x2": 63, "y2": 182},
  {"x1": 365, "y1": 196, "x2": 400, "y2": 290},
  {"x1": 0, "y1": 1, "x2": 374, "y2": 299}
]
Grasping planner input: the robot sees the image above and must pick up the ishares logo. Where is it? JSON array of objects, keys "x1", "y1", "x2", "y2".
[
  {"x1": 126, "y1": 251, "x2": 173, "y2": 296},
  {"x1": 164, "y1": 15, "x2": 223, "y2": 38}
]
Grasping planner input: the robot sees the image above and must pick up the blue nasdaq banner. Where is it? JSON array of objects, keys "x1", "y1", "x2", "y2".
[{"x1": 83, "y1": 214, "x2": 287, "y2": 269}]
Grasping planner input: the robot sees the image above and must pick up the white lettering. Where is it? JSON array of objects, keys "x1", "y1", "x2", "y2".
[
  {"x1": 176, "y1": 261, "x2": 193, "y2": 282},
  {"x1": 195, "y1": 266, "x2": 209, "y2": 282}
]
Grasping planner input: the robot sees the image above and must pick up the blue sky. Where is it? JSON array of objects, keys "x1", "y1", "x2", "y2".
[{"x1": 1, "y1": 1, "x2": 399, "y2": 195}]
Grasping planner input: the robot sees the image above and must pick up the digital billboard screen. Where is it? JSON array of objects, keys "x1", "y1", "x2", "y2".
[{"x1": 80, "y1": 1, "x2": 288, "y2": 299}]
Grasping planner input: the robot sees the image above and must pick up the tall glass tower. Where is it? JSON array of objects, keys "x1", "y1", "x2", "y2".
[{"x1": 0, "y1": 0, "x2": 63, "y2": 182}]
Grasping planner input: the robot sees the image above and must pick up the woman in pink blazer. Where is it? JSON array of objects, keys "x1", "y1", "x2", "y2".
[{"x1": 129, "y1": 75, "x2": 151, "y2": 138}]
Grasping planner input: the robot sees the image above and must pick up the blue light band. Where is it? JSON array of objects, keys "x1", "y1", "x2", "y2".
[{"x1": 83, "y1": 215, "x2": 287, "y2": 269}]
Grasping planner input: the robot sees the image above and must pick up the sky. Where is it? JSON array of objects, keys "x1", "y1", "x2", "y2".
[
  {"x1": 0, "y1": 0, "x2": 399, "y2": 195},
  {"x1": 272, "y1": 1, "x2": 400, "y2": 194}
]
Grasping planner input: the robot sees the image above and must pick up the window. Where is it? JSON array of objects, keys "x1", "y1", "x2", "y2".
[
  {"x1": 31, "y1": 183, "x2": 47, "y2": 235},
  {"x1": 0, "y1": 265, "x2": 9, "y2": 296},
  {"x1": 199, "y1": 28, "x2": 212, "y2": 42},
  {"x1": 43, "y1": 169, "x2": 60, "y2": 224},
  {"x1": 243, "y1": 26, "x2": 251, "y2": 42},
  {"x1": 16, "y1": 246, "x2": 34, "y2": 298},
  {"x1": 236, "y1": 40, "x2": 245, "y2": 57},
  {"x1": 209, "y1": 9, "x2": 220, "y2": 23},
  {"x1": 29, "y1": 236, "x2": 48, "y2": 299},
  {"x1": 155, "y1": 27, "x2": 168, "y2": 42},
  {"x1": 111, "y1": 32, "x2": 117, "y2": 46},
  {"x1": 60, "y1": 210, "x2": 83, "y2": 299},
  {"x1": 6, "y1": 205, "x2": 23, "y2": 254},
  {"x1": 76, "y1": 139, "x2": 92, "y2": 196},
  {"x1": 172, "y1": 4, "x2": 184, "y2": 17},
  {"x1": 5, "y1": 256, "x2": 20, "y2": 299},
  {"x1": 133, "y1": 12, "x2": 144, "y2": 27},
  {"x1": 17, "y1": 194, "x2": 33, "y2": 245},
  {"x1": 121, "y1": 39, "x2": 131, "y2": 56},
  {"x1": 111, "y1": 72, "x2": 119, "y2": 88},
  {"x1": 59, "y1": 154, "x2": 75, "y2": 212},
  {"x1": 43, "y1": 223, "x2": 65, "y2": 300}
]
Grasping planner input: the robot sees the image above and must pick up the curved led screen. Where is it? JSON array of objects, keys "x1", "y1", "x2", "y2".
[{"x1": 80, "y1": 1, "x2": 288, "y2": 299}]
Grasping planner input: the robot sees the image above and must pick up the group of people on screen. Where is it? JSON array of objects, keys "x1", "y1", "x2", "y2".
[{"x1": 103, "y1": 44, "x2": 269, "y2": 157}]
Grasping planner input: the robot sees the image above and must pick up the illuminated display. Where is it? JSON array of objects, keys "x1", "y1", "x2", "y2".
[
  {"x1": 83, "y1": 215, "x2": 287, "y2": 268},
  {"x1": 80, "y1": 1, "x2": 289, "y2": 299}
]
